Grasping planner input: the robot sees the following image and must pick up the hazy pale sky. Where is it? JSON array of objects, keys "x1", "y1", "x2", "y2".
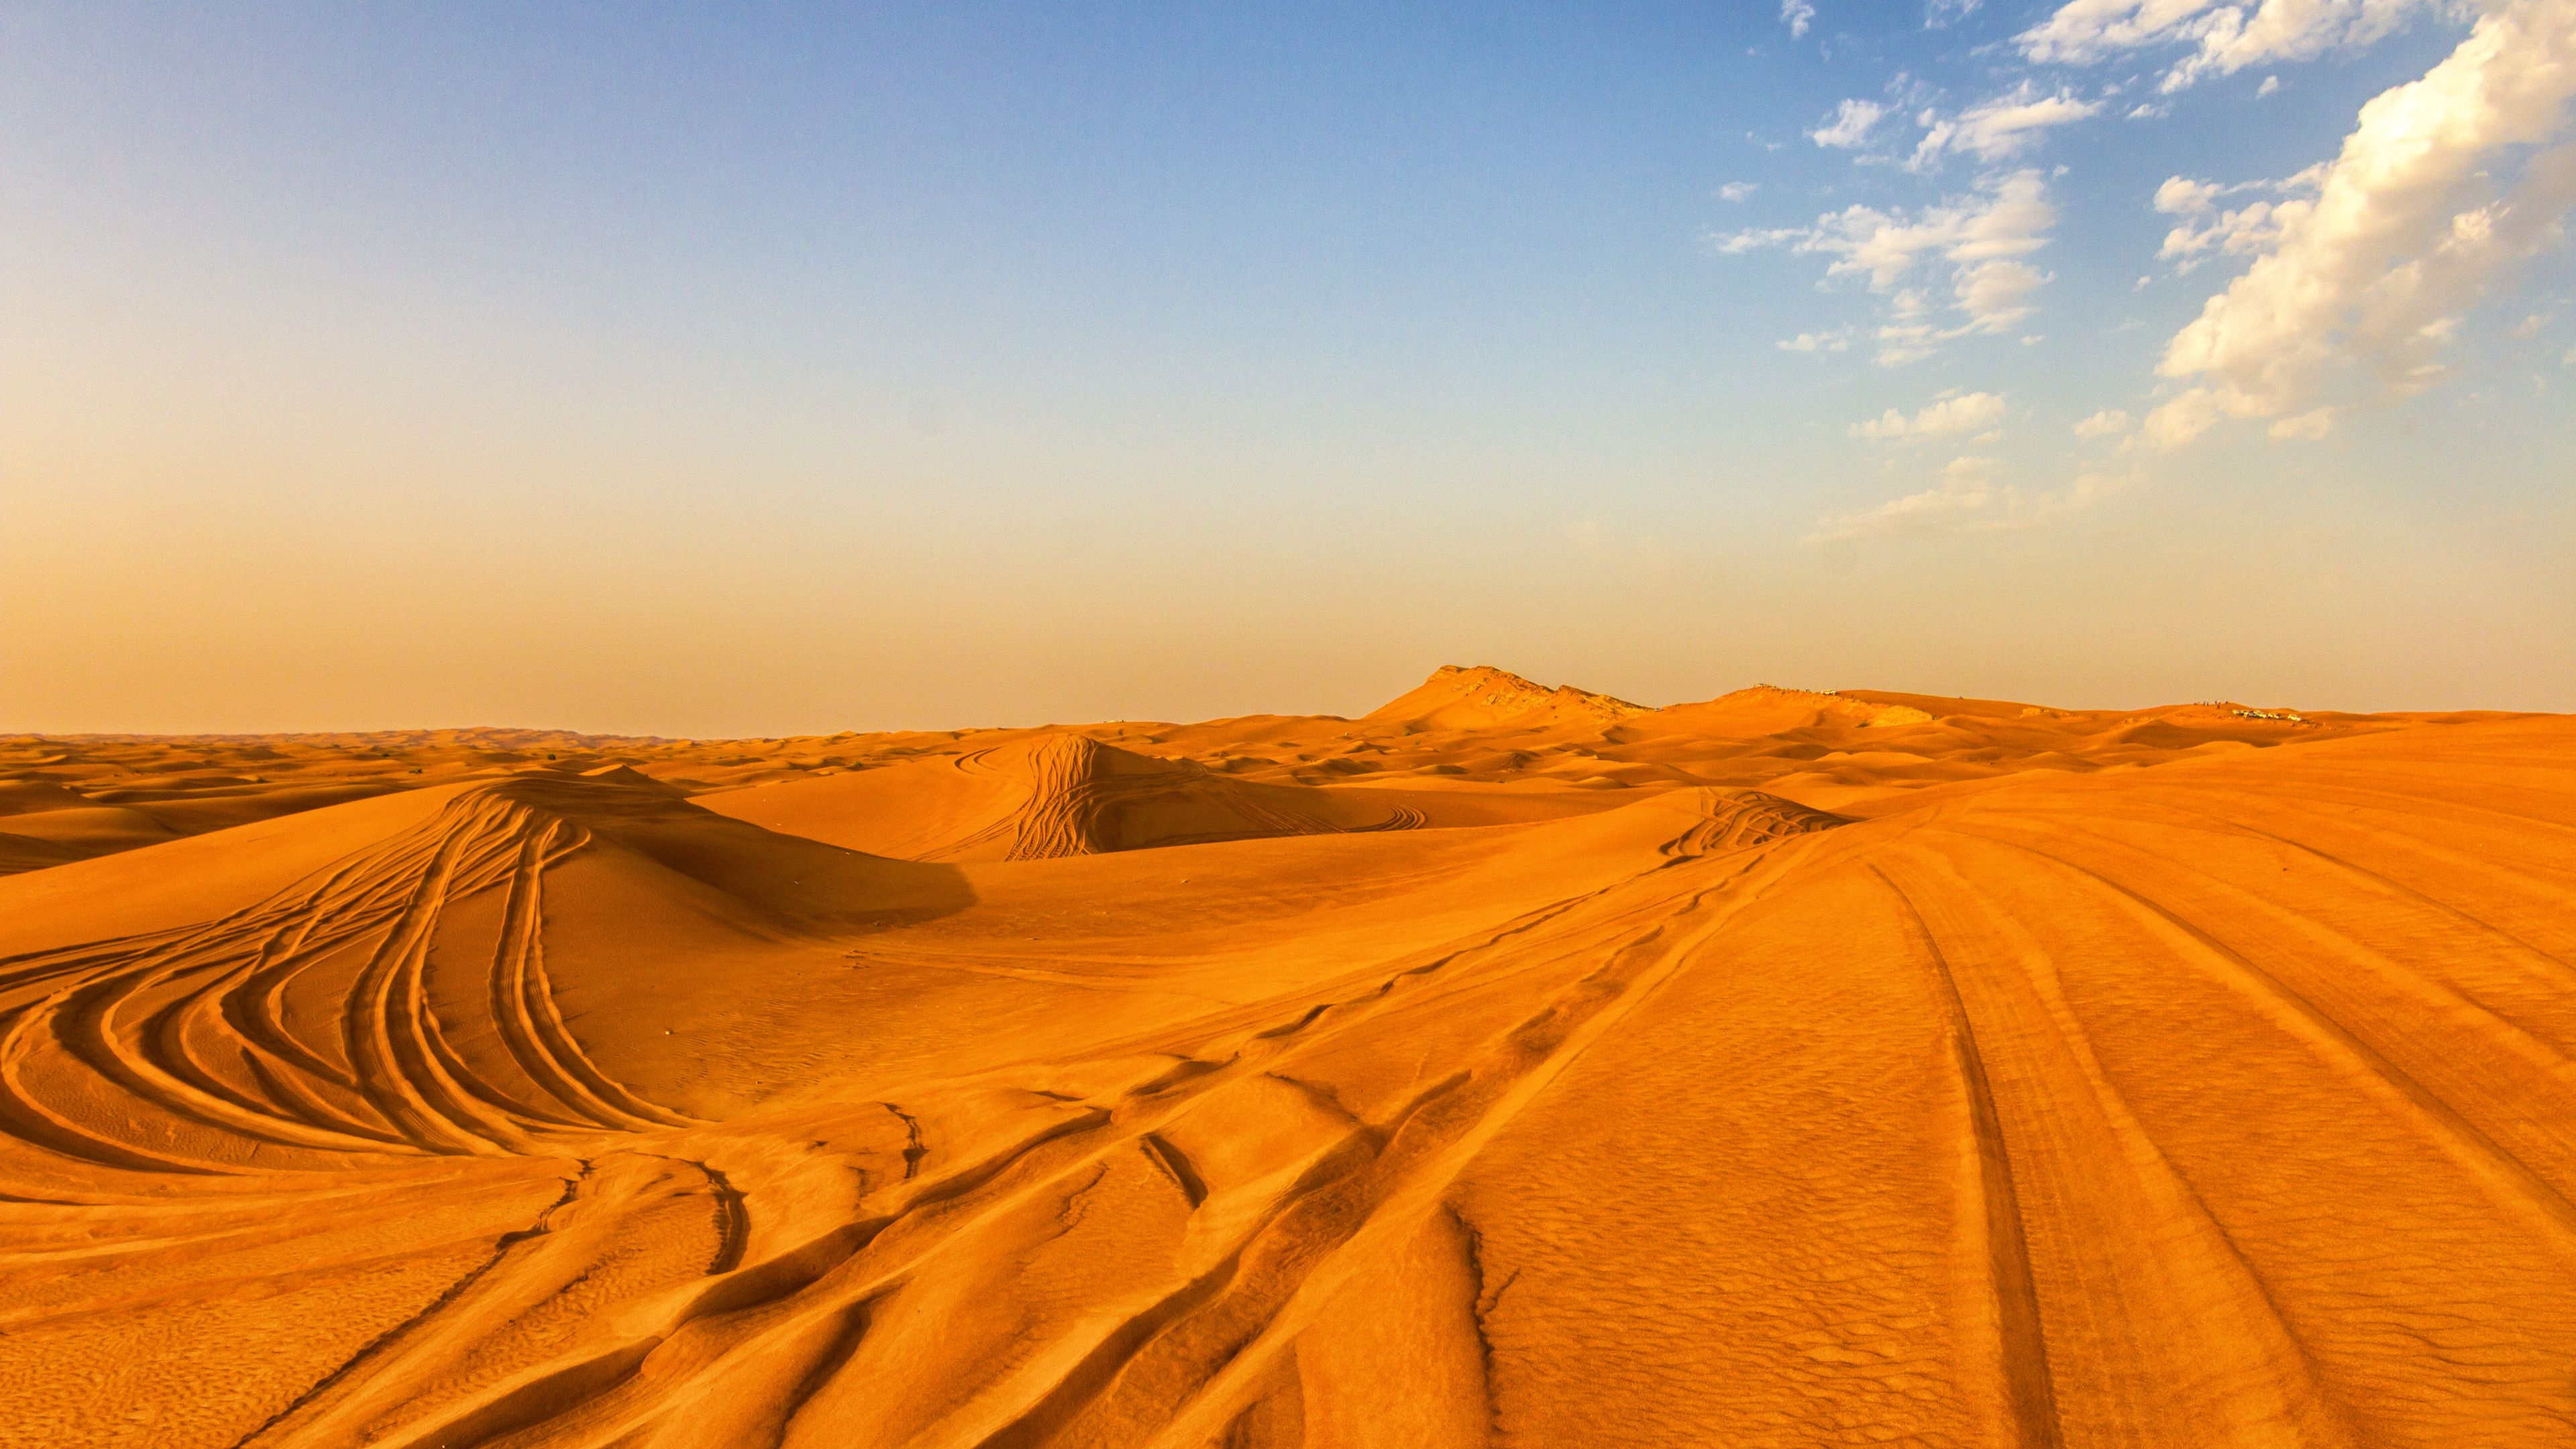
[{"x1": 5, "y1": 1, "x2": 2571, "y2": 734}]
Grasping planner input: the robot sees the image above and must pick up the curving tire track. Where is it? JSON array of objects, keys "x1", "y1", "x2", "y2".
[
  {"x1": 9, "y1": 734, "x2": 2576, "y2": 1448},
  {"x1": 0, "y1": 782, "x2": 696, "y2": 1175}
]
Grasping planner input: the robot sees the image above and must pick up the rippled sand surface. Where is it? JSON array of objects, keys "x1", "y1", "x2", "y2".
[{"x1": 5, "y1": 668, "x2": 2573, "y2": 1447}]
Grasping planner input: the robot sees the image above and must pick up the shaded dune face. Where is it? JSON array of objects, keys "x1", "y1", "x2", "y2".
[
  {"x1": 4, "y1": 696, "x2": 2576, "y2": 1448},
  {"x1": 700, "y1": 732, "x2": 1432, "y2": 864}
]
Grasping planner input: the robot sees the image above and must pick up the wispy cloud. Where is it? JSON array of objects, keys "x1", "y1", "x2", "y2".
[
  {"x1": 1809, "y1": 457, "x2": 2136, "y2": 541},
  {"x1": 1778, "y1": 328, "x2": 1856, "y2": 352},
  {"x1": 1715, "y1": 169, "x2": 2060, "y2": 363},
  {"x1": 1851, "y1": 390, "x2": 2009, "y2": 439},
  {"x1": 1912, "y1": 83, "x2": 2104, "y2": 166},
  {"x1": 1718, "y1": 181, "x2": 1760, "y2": 202},
  {"x1": 2074, "y1": 407, "x2": 2133, "y2": 437},
  {"x1": 1810, "y1": 99, "x2": 1886, "y2": 148},
  {"x1": 1783, "y1": 0, "x2": 1817, "y2": 40},
  {"x1": 1811, "y1": 457, "x2": 2008, "y2": 541}
]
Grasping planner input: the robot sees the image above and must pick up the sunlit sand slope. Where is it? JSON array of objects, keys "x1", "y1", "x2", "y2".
[
  {"x1": 694, "y1": 732, "x2": 1446, "y2": 861},
  {"x1": 1, "y1": 700, "x2": 2572, "y2": 1447}
]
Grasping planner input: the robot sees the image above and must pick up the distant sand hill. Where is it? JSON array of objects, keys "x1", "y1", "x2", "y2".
[
  {"x1": 3, "y1": 670, "x2": 2570, "y2": 1446},
  {"x1": 699, "y1": 731, "x2": 1437, "y2": 861},
  {"x1": 1664, "y1": 683, "x2": 1937, "y2": 729},
  {"x1": 1365, "y1": 663, "x2": 1648, "y2": 729}
]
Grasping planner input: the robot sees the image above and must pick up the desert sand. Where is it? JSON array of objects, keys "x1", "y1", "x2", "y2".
[{"x1": 5, "y1": 664, "x2": 2574, "y2": 1446}]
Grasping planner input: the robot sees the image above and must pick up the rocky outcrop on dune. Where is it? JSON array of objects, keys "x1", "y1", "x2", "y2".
[{"x1": 1365, "y1": 664, "x2": 1647, "y2": 729}]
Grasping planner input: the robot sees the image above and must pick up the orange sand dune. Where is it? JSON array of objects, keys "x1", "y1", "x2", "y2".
[
  {"x1": 3, "y1": 669, "x2": 2573, "y2": 1446},
  {"x1": 693, "y1": 731, "x2": 1615, "y2": 861}
]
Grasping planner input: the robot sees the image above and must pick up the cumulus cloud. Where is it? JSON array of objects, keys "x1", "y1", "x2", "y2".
[
  {"x1": 2145, "y1": 0, "x2": 2576, "y2": 445},
  {"x1": 2018, "y1": 0, "x2": 2440, "y2": 91},
  {"x1": 1851, "y1": 390, "x2": 2010, "y2": 439},
  {"x1": 1811, "y1": 99, "x2": 1887, "y2": 148},
  {"x1": 1955, "y1": 258, "x2": 2051, "y2": 326},
  {"x1": 1719, "y1": 181, "x2": 1760, "y2": 202},
  {"x1": 1778, "y1": 328, "x2": 1856, "y2": 352},
  {"x1": 1784, "y1": 0, "x2": 1817, "y2": 39},
  {"x1": 2153, "y1": 176, "x2": 2224, "y2": 213},
  {"x1": 1809, "y1": 457, "x2": 2137, "y2": 541},
  {"x1": 1913, "y1": 83, "x2": 2106, "y2": 165},
  {"x1": 2074, "y1": 407, "x2": 2133, "y2": 436},
  {"x1": 2152, "y1": 165, "x2": 2324, "y2": 271},
  {"x1": 1715, "y1": 170, "x2": 2061, "y2": 361}
]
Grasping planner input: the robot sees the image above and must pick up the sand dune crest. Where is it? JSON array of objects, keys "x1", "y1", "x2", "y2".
[
  {"x1": 699, "y1": 731, "x2": 1428, "y2": 862},
  {"x1": 3, "y1": 684, "x2": 2573, "y2": 1446},
  {"x1": 1364, "y1": 665, "x2": 1647, "y2": 730}
]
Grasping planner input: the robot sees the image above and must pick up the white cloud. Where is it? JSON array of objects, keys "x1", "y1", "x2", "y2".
[
  {"x1": 1913, "y1": 83, "x2": 2105, "y2": 166},
  {"x1": 2152, "y1": 168, "x2": 2324, "y2": 271},
  {"x1": 1851, "y1": 390, "x2": 2010, "y2": 439},
  {"x1": 1874, "y1": 333, "x2": 1939, "y2": 366},
  {"x1": 2074, "y1": 407, "x2": 2133, "y2": 436},
  {"x1": 1709, "y1": 226, "x2": 1803, "y2": 254},
  {"x1": 1811, "y1": 456, "x2": 2006, "y2": 540},
  {"x1": 2145, "y1": 0, "x2": 2576, "y2": 446},
  {"x1": 1716, "y1": 170, "x2": 2061, "y2": 363},
  {"x1": 2269, "y1": 405, "x2": 2338, "y2": 437},
  {"x1": 1778, "y1": 328, "x2": 1856, "y2": 352},
  {"x1": 2511, "y1": 310, "x2": 2551, "y2": 336},
  {"x1": 2153, "y1": 189, "x2": 2298, "y2": 270},
  {"x1": 1784, "y1": 0, "x2": 1817, "y2": 39},
  {"x1": 1719, "y1": 181, "x2": 1760, "y2": 202},
  {"x1": 1809, "y1": 457, "x2": 2137, "y2": 541},
  {"x1": 2139, "y1": 386, "x2": 2229, "y2": 447},
  {"x1": 1811, "y1": 99, "x2": 1887, "y2": 148},
  {"x1": 1955, "y1": 258, "x2": 2051, "y2": 326},
  {"x1": 2154, "y1": 175, "x2": 2222, "y2": 213},
  {"x1": 2258, "y1": 74, "x2": 2282, "y2": 95},
  {"x1": 2018, "y1": 0, "x2": 2440, "y2": 91},
  {"x1": 1927, "y1": 0, "x2": 1984, "y2": 25}
]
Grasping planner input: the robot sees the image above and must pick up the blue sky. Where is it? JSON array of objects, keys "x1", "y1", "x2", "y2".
[{"x1": 3, "y1": 2, "x2": 2570, "y2": 732}]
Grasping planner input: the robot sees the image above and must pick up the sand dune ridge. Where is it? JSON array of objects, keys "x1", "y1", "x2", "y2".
[{"x1": 3, "y1": 677, "x2": 2573, "y2": 1446}]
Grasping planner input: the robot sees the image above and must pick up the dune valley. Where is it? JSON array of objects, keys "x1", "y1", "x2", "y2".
[{"x1": 3, "y1": 665, "x2": 2575, "y2": 1448}]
